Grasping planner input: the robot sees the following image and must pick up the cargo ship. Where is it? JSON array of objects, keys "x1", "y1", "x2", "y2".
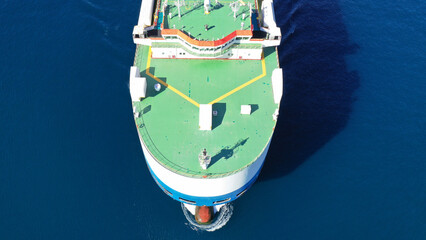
[{"x1": 130, "y1": 0, "x2": 282, "y2": 226}]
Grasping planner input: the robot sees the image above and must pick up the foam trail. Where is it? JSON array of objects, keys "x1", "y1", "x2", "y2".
[{"x1": 81, "y1": 0, "x2": 103, "y2": 11}]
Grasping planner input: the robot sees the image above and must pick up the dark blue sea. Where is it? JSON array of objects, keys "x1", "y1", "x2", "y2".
[{"x1": 1, "y1": 0, "x2": 425, "y2": 239}]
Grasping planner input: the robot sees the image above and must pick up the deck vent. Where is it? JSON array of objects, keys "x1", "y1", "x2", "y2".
[
  {"x1": 213, "y1": 198, "x2": 231, "y2": 205},
  {"x1": 179, "y1": 197, "x2": 196, "y2": 204},
  {"x1": 154, "y1": 83, "x2": 161, "y2": 91},
  {"x1": 199, "y1": 104, "x2": 212, "y2": 130},
  {"x1": 241, "y1": 105, "x2": 251, "y2": 115}
]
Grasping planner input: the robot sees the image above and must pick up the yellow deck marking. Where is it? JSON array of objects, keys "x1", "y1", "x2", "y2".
[
  {"x1": 208, "y1": 53, "x2": 266, "y2": 105},
  {"x1": 145, "y1": 47, "x2": 200, "y2": 107},
  {"x1": 145, "y1": 47, "x2": 266, "y2": 107}
]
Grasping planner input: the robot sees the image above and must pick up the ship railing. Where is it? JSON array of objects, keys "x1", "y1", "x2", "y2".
[
  {"x1": 151, "y1": 41, "x2": 261, "y2": 58},
  {"x1": 161, "y1": 29, "x2": 253, "y2": 48},
  {"x1": 133, "y1": 45, "x2": 140, "y2": 66}
]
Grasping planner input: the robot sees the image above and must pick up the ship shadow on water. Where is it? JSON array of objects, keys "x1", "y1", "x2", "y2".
[{"x1": 259, "y1": 0, "x2": 360, "y2": 181}]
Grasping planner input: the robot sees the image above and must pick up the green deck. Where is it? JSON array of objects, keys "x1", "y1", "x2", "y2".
[
  {"x1": 133, "y1": 45, "x2": 279, "y2": 178},
  {"x1": 163, "y1": 0, "x2": 253, "y2": 40}
]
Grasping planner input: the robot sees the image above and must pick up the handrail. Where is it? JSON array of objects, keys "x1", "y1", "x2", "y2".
[{"x1": 161, "y1": 29, "x2": 252, "y2": 47}]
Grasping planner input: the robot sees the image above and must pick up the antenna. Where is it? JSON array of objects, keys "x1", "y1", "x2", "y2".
[
  {"x1": 162, "y1": 0, "x2": 168, "y2": 12},
  {"x1": 229, "y1": 1, "x2": 241, "y2": 20},
  {"x1": 175, "y1": 0, "x2": 185, "y2": 19}
]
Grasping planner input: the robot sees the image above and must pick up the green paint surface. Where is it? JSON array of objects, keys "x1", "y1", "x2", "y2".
[{"x1": 133, "y1": 45, "x2": 280, "y2": 178}]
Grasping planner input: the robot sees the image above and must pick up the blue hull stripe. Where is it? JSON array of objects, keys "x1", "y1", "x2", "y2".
[{"x1": 147, "y1": 163, "x2": 263, "y2": 206}]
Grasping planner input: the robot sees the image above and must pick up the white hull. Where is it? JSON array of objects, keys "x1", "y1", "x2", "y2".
[{"x1": 137, "y1": 130, "x2": 270, "y2": 206}]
